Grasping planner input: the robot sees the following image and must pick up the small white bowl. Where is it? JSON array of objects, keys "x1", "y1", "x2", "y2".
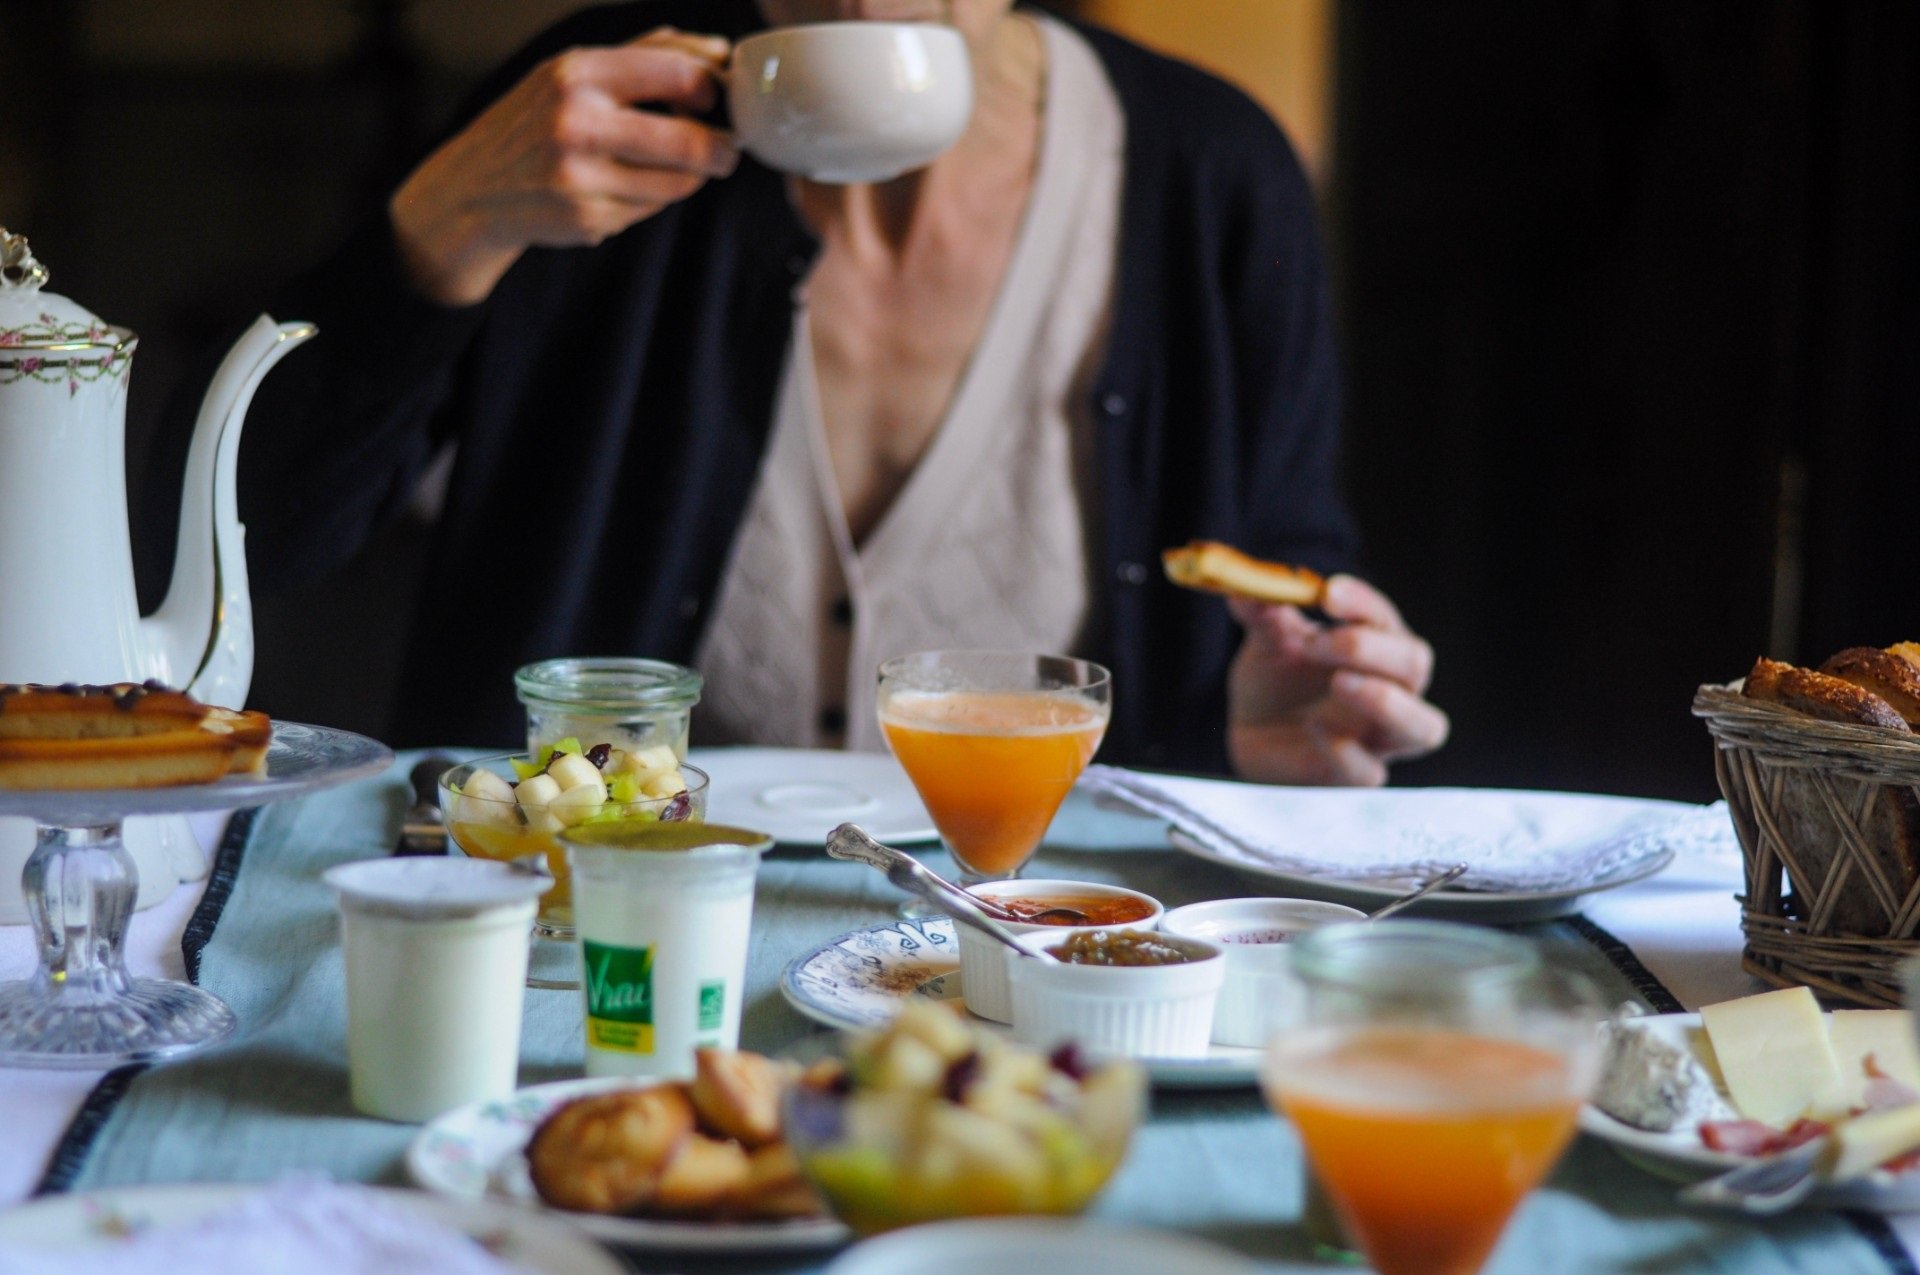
[
  {"x1": 1160, "y1": 898, "x2": 1367, "y2": 1048},
  {"x1": 1007, "y1": 930, "x2": 1226, "y2": 1060},
  {"x1": 729, "y1": 22, "x2": 974, "y2": 184},
  {"x1": 956, "y1": 880, "x2": 1163, "y2": 1025}
]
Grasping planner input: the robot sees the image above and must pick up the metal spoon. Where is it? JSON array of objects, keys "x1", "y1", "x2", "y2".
[
  {"x1": 826, "y1": 823, "x2": 1059, "y2": 961},
  {"x1": 821, "y1": 823, "x2": 1088, "y2": 925},
  {"x1": 1366, "y1": 862, "x2": 1470, "y2": 922}
]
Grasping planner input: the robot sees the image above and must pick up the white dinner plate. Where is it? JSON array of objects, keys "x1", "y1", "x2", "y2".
[
  {"x1": 826, "y1": 1217, "x2": 1277, "y2": 1275},
  {"x1": 689, "y1": 747, "x2": 937, "y2": 846},
  {"x1": 1580, "y1": 1012, "x2": 1920, "y2": 1213},
  {"x1": 779, "y1": 917, "x2": 1264, "y2": 1089},
  {"x1": 1168, "y1": 829, "x2": 1674, "y2": 924},
  {"x1": 0, "y1": 1182, "x2": 625, "y2": 1273},
  {"x1": 407, "y1": 1077, "x2": 851, "y2": 1253}
]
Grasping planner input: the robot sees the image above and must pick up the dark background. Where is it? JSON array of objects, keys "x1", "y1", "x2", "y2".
[{"x1": 2, "y1": 1, "x2": 1914, "y2": 802}]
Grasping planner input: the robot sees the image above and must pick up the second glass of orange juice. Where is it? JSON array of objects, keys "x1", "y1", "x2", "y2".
[
  {"x1": 1262, "y1": 923, "x2": 1602, "y2": 1275},
  {"x1": 876, "y1": 650, "x2": 1111, "y2": 886}
]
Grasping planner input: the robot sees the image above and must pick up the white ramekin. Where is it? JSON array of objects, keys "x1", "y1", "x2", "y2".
[
  {"x1": 1159, "y1": 898, "x2": 1367, "y2": 1048},
  {"x1": 1007, "y1": 931, "x2": 1226, "y2": 1059},
  {"x1": 956, "y1": 880, "x2": 1164, "y2": 1025}
]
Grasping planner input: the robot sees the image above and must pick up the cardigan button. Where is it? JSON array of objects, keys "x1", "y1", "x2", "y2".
[
  {"x1": 1101, "y1": 392, "x2": 1128, "y2": 418},
  {"x1": 677, "y1": 594, "x2": 701, "y2": 619},
  {"x1": 1116, "y1": 561, "x2": 1149, "y2": 586},
  {"x1": 786, "y1": 254, "x2": 810, "y2": 277}
]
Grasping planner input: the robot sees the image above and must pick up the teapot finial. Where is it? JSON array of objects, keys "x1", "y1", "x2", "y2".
[{"x1": 0, "y1": 229, "x2": 49, "y2": 294}]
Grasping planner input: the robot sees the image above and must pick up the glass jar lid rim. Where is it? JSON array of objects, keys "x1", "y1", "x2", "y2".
[
  {"x1": 514, "y1": 657, "x2": 703, "y2": 710},
  {"x1": 1287, "y1": 920, "x2": 1541, "y2": 990}
]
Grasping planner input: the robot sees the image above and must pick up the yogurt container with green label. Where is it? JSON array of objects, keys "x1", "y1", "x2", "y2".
[{"x1": 562, "y1": 821, "x2": 773, "y2": 1079}]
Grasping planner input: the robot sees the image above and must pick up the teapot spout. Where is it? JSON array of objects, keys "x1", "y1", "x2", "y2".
[{"x1": 144, "y1": 315, "x2": 316, "y2": 708}]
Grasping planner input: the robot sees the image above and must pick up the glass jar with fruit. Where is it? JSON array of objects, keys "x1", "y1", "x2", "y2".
[
  {"x1": 438, "y1": 740, "x2": 708, "y2": 938},
  {"x1": 515, "y1": 658, "x2": 703, "y2": 760},
  {"x1": 784, "y1": 1003, "x2": 1145, "y2": 1235}
]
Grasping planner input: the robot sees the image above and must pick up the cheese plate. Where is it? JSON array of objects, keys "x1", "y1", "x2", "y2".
[{"x1": 1580, "y1": 1012, "x2": 1920, "y2": 1213}]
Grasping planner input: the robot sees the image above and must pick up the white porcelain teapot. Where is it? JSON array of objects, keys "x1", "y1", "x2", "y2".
[{"x1": 0, "y1": 228, "x2": 315, "y2": 920}]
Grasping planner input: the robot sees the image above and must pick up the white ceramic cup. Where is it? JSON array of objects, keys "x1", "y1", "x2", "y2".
[
  {"x1": 1008, "y1": 931, "x2": 1226, "y2": 1060},
  {"x1": 956, "y1": 879, "x2": 1164, "y2": 1025},
  {"x1": 729, "y1": 21, "x2": 973, "y2": 183},
  {"x1": 1159, "y1": 898, "x2": 1367, "y2": 1048},
  {"x1": 325, "y1": 857, "x2": 548, "y2": 1123}
]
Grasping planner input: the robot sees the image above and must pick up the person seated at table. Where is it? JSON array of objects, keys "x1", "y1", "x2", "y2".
[{"x1": 174, "y1": 0, "x2": 1448, "y2": 783}]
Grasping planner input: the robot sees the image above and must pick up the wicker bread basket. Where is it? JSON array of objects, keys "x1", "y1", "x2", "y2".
[{"x1": 1695, "y1": 682, "x2": 1920, "y2": 1007}]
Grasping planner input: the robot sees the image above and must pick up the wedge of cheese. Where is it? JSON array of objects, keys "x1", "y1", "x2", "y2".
[
  {"x1": 1827, "y1": 1104, "x2": 1920, "y2": 1180},
  {"x1": 1699, "y1": 987, "x2": 1847, "y2": 1126},
  {"x1": 1829, "y1": 1010, "x2": 1920, "y2": 1107}
]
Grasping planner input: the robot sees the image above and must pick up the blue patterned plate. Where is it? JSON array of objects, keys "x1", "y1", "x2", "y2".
[{"x1": 779, "y1": 918, "x2": 1263, "y2": 1089}]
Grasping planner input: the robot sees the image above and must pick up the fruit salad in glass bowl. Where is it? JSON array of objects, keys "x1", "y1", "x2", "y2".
[
  {"x1": 439, "y1": 740, "x2": 708, "y2": 935},
  {"x1": 784, "y1": 1002, "x2": 1145, "y2": 1235}
]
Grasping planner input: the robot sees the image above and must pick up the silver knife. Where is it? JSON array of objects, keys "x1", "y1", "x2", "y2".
[{"x1": 393, "y1": 755, "x2": 453, "y2": 856}]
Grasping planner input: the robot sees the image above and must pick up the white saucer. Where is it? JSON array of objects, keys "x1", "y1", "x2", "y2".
[
  {"x1": 689, "y1": 747, "x2": 936, "y2": 846},
  {"x1": 1168, "y1": 829, "x2": 1674, "y2": 924}
]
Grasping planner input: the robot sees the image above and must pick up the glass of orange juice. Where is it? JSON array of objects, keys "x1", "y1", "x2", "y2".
[
  {"x1": 1262, "y1": 923, "x2": 1602, "y2": 1275},
  {"x1": 876, "y1": 650, "x2": 1111, "y2": 888}
]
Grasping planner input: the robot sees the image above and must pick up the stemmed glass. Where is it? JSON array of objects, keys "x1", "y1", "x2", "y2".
[
  {"x1": 876, "y1": 651, "x2": 1110, "y2": 892},
  {"x1": 1262, "y1": 922, "x2": 1603, "y2": 1275}
]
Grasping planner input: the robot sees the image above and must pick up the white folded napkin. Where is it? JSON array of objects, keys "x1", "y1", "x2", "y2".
[
  {"x1": 1080, "y1": 765, "x2": 1735, "y2": 894},
  {"x1": 0, "y1": 1181, "x2": 530, "y2": 1275}
]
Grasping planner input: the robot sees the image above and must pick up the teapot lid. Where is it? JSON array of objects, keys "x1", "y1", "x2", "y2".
[{"x1": 0, "y1": 228, "x2": 132, "y2": 354}]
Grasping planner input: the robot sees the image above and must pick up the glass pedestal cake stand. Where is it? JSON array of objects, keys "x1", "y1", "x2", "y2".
[{"x1": 0, "y1": 721, "x2": 392, "y2": 1069}]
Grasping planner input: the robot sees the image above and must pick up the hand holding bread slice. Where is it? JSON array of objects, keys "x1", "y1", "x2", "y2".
[{"x1": 1161, "y1": 540, "x2": 1328, "y2": 608}]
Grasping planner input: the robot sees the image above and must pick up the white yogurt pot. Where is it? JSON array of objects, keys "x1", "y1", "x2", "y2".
[
  {"x1": 325, "y1": 857, "x2": 549, "y2": 1123},
  {"x1": 1160, "y1": 898, "x2": 1367, "y2": 1048},
  {"x1": 956, "y1": 879, "x2": 1163, "y2": 1025},
  {"x1": 1007, "y1": 931, "x2": 1225, "y2": 1060}
]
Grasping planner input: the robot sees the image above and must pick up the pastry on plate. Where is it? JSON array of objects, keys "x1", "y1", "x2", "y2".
[
  {"x1": 526, "y1": 1049, "x2": 826, "y2": 1222},
  {"x1": 0, "y1": 681, "x2": 272, "y2": 789}
]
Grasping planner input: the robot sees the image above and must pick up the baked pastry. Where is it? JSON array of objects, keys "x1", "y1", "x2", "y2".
[
  {"x1": 729, "y1": 1142, "x2": 825, "y2": 1220},
  {"x1": 1161, "y1": 540, "x2": 1327, "y2": 607},
  {"x1": 1741, "y1": 658, "x2": 1910, "y2": 732},
  {"x1": 526, "y1": 1050, "x2": 826, "y2": 1222},
  {"x1": 651, "y1": 1133, "x2": 753, "y2": 1215},
  {"x1": 1821, "y1": 647, "x2": 1920, "y2": 728},
  {"x1": 526, "y1": 1085, "x2": 696, "y2": 1214},
  {"x1": 0, "y1": 682, "x2": 273, "y2": 789},
  {"x1": 690, "y1": 1048, "x2": 791, "y2": 1149}
]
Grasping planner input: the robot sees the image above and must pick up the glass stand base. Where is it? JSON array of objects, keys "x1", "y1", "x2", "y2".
[{"x1": 0, "y1": 977, "x2": 236, "y2": 1070}]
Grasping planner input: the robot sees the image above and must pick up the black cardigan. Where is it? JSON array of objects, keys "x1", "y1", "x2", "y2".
[{"x1": 224, "y1": 0, "x2": 1355, "y2": 771}]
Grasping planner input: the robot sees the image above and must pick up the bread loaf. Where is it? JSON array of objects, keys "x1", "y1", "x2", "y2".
[
  {"x1": 1821, "y1": 647, "x2": 1920, "y2": 729},
  {"x1": 1737, "y1": 646, "x2": 1920, "y2": 935},
  {"x1": 1741, "y1": 658, "x2": 1910, "y2": 732}
]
